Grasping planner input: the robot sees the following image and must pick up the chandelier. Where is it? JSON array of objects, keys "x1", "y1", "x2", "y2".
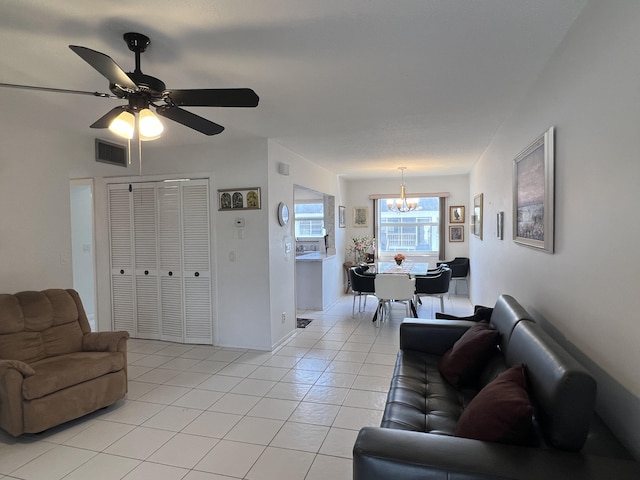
[{"x1": 387, "y1": 167, "x2": 419, "y2": 213}]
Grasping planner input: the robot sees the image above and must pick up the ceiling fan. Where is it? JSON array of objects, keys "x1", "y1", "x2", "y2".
[{"x1": 0, "y1": 32, "x2": 259, "y2": 138}]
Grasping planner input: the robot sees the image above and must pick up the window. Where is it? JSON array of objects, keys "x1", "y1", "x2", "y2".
[
  {"x1": 294, "y1": 201, "x2": 324, "y2": 237},
  {"x1": 376, "y1": 197, "x2": 443, "y2": 258}
]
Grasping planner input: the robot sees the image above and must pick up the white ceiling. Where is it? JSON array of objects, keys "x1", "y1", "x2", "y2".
[{"x1": 0, "y1": 0, "x2": 588, "y2": 179}]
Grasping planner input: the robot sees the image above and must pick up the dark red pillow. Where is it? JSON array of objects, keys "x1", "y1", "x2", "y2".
[
  {"x1": 438, "y1": 321, "x2": 499, "y2": 386},
  {"x1": 455, "y1": 365, "x2": 533, "y2": 444}
]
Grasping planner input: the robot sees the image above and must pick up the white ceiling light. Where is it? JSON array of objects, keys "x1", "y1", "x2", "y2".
[
  {"x1": 108, "y1": 108, "x2": 164, "y2": 141},
  {"x1": 108, "y1": 111, "x2": 135, "y2": 140},
  {"x1": 387, "y1": 167, "x2": 419, "y2": 213},
  {"x1": 138, "y1": 108, "x2": 164, "y2": 141}
]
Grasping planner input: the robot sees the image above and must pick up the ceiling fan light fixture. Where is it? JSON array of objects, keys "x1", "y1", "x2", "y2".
[
  {"x1": 138, "y1": 108, "x2": 164, "y2": 141},
  {"x1": 109, "y1": 110, "x2": 135, "y2": 139}
]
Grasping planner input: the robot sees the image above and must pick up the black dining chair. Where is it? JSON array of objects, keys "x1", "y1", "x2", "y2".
[
  {"x1": 437, "y1": 257, "x2": 469, "y2": 295},
  {"x1": 349, "y1": 267, "x2": 376, "y2": 317},
  {"x1": 414, "y1": 266, "x2": 452, "y2": 313}
]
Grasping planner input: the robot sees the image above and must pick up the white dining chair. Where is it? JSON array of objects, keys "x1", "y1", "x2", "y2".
[{"x1": 373, "y1": 274, "x2": 416, "y2": 325}]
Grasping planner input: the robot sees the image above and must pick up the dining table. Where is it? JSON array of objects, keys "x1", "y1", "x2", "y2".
[
  {"x1": 368, "y1": 261, "x2": 431, "y2": 323},
  {"x1": 369, "y1": 261, "x2": 431, "y2": 276}
]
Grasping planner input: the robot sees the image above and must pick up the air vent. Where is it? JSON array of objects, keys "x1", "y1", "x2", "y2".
[{"x1": 95, "y1": 139, "x2": 128, "y2": 167}]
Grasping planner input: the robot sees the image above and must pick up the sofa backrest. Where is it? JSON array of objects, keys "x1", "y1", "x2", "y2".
[
  {"x1": 0, "y1": 289, "x2": 91, "y2": 363},
  {"x1": 489, "y1": 294, "x2": 533, "y2": 351},
  {"x1": 505, "y1": 321, "x2": 596, "y2": 452}
]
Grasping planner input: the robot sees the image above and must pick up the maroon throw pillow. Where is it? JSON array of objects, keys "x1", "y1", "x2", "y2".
[
  {"x1": 455, "y1": 365, "x2": 533, "y2": 444},
  {"x1": 438, "y1": 322, "x2": 499, "y2": 386}
]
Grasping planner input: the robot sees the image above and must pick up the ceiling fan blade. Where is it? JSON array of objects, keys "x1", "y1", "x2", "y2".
[
  {"x1": 155, "y1": 106, "x2": 225, "y2": 135},
  {"x1": 90, "y1": 106, "x2": 128, "y2": 128},
  {"x1": 165, "y1": 88, "x2": 259, "y2": 107},
  {"x1": 69, "y1": 45, "x2": 138, "y2": 92},
  {"x1": 0, "y1": 82, "x2": 115, "y2": 98}
]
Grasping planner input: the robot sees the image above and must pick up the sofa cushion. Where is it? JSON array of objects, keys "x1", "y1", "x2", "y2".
[
  {"x1": 381, "y1": 350, "x2": 472, "y2": 435},
  {"x1": 23, "y1": 352, "x2": 125, "y2": 400},
  {"x1": 455, "y1": 365, "x2": 533, "y2": 444},
  {"x1": 438, "y1": 322, "x2": 499, "y2": 387}
]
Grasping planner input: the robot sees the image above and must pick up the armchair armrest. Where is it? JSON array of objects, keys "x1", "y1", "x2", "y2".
[
  {"x1": 400, "y1": 319, "x2": 476, "y2": 355},
  {"x1": 0, "y1": 360, "x2": 32, "y2": 436},
  {"x1": 354, "y1": 427, "x2": 640, "y2": 480},
  {"x1": 83, "y1": 331, "x2": 129, "y2": 353},
  {"x1": 0, "y1": 359, "x2": 35, "y2": 378}
]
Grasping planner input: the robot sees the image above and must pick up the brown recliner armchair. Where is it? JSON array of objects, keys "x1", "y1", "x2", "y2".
[{"x1": 0, "y1": 289, "x2": 129, "y2": 436}]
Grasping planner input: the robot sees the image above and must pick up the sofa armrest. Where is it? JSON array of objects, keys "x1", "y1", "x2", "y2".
[
  {"x1": 83, "y1": 331, "x2": 129, "y2": 353},
  {"x1": 353, "y1": 427, "x2": 640, "y2": 480},
  {"x1": 399, "y1": 319, "x2": 476, "y2": 355}
]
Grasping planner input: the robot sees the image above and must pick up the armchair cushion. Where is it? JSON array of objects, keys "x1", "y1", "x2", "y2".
[
  {"x1": 455, "y1": 364, "x2": 533, "y2": 444},
  {"x1": 438, "y1": 321, "x2": 499, "y2": 387},
  {"x1": 23, "y1": 352, "x2": 125, "y2": 400}
]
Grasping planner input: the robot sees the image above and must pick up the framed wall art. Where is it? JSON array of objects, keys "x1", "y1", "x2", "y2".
[
  {"x1": 218, "y1": 187, "x2": 261, "y2": 211},
  {"x1": 338, "y1": 205, "x2": 346, "y2": 228},
  {"x1": 513, "y1": 126, "x2": 554, "y2": 253},
  {"x1": 449, "y1": 225, "x2": 464, "y2": 242},
  {"x1": 449, "y1": 205, "x2": 465, "y2": 223},
  {"x1": 353, "y1": 206, "x2": 368, "y2": 227},
  {"x1": 473, "y1": 193, "x2": 483, "y2": 239}
]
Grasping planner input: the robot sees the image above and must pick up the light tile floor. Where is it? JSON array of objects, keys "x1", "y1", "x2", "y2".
[{"x1": 0, "y1": 293, "x2": 471, "y2": 480}]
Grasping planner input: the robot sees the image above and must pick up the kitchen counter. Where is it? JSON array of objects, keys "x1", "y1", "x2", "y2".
[
  {"x1": 295, "y1": 252, "x2": 335, "y2": 262},
  {"x1": 295, "y1": 254, "x2": 337, "y2": 310}
]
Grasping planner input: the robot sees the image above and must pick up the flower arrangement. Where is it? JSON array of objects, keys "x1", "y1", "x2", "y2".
[
  {"x1": 347, "y1": 235, "x2": 375, "y2": 263},
  {"x1": 394, "y1": 253, "x2": 406, "y2": 265}
]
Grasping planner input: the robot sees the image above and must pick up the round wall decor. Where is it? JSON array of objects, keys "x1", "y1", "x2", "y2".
[{"x1": 277, "y1": 202, "x2": 289, "y2": 226}]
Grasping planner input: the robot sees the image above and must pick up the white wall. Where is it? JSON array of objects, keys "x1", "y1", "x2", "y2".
[
  {"x1": 101, "y1": 138, "x2": 274, "y2": 350},
  {"x1": 345, "y1": 174, "x2": 470, "y2": 263},
  {"x1": 0, "y1": 111, "x2": 90, "y2": 293},
  {"x1": 469, "y1": 0, "x2": 640, "y2": 457},
  {"x1": 267, "y1": 140, "x2": 346, "y2": 346}
]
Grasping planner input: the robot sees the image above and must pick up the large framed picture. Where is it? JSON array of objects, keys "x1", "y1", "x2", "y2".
[
  {"x1": 473, "y1": 194, "x2": 483, "y2": 239},
  {"x1": 449, "y1": 206, "x2": 465, "y2": 223},
  {"x1": 513, "y1": 127, "x2": 554, "y2": 253},
  {"x1": 338, "y1": 205, "x2": 346, "y2": 228},
  {"x1": 353, "y1": 206, "x2": 368, "y2": 227},
  {"x1": 218, "y1": 187, "x2": 261, "y2": 211}
]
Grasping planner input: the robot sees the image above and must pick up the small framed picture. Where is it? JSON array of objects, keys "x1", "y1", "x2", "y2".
[
  {"x1": 338, "y1": 205, "x2": 346, "y2": 228},
  {"x1": 353, "y1": 206, "x2": 368, "y2": 228},
  {"x1": 218, "y1": 187, "x2": 261, "y2": 210},
  {"x1": 449, "y1": 225, "x2": 464, "y2": 242},
  {"x1": 449, "y1": 205, "x2": 465, "y2": 223}
]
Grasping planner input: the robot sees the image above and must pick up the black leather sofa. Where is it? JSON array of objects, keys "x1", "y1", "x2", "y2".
[{"x1": 353, "y1": 295, "x2": 640, "y2": 480}]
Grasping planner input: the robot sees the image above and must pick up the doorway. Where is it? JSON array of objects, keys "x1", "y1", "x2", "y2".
[{"x1": 70, "y1": 179, "x2": 97, "y2": 330}]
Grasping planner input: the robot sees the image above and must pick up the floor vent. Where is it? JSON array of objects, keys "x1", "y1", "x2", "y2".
[{"x1": 95, "y1": 139, "x2": 128, "y2": 167}]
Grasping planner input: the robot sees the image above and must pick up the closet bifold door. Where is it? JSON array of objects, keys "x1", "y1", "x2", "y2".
[
  {"x1": 181, "y1": 180, "x2": 212, "y2": 344},
  {"x1": 132, "y1": 183, "x2": 161, "y2": 339},
  {"x1": 108, "y1": 184, "x2": 135, "y2": 334},
  {"x1": 108, "y1": 179, "x2": 213, "y2": 344},
  {"x1": 157, "y1": 182, "x2": 184, "y2": 343}
]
